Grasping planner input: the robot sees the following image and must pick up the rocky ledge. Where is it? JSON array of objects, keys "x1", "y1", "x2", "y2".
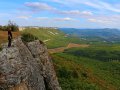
[{"x1": 0, "y1": 37, "x2": 61, "y2": 90}]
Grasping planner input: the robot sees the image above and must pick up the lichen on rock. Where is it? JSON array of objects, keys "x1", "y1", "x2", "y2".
[{"x1": 0, "y1": 37, "x2": 61, "y2": 90}]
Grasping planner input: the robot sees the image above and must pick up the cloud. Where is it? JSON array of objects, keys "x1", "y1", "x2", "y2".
[
  {"x1": 36, "y1": 17, "x2": 76, "y2": 21},
  {"x1": 0, "y1": 13, "x2": 12, "y2": 17},
  {"x1": 18, "y1": 0, "x2": 120, "y2": 28},
  {"x1": 25, "y1": 2, "x2": 56, "y2": 11},
  {"x1": 54, "y1": 17, "x2": 75, "y2": 21},
  {"x1": 50, "y1": 0, "x2": 120, "y2": 13},
  {"x1": 50, "y1": 0, "x2": 63, "y2": 4},
  {"x1": 88, "y1": 15, "x2": 120, "y2": 25},
  {"x1": 24, "y1": 2, "x2": 93, "y2": 17},
  {"x1": 81, "y1": 11, "x2": 93, "y2": 15},
  {"x1": 78, "y1": 0, "x2": 120, "y2": 13},
  {"x1": 88, "y1": 18, "x2": 111, "y2": 24},
  {"x1": 17, "y1": 16, "x2": 31, "y2": 20},
  {"x1": 60, "y1": 10, "x2": 93, "y2": 16},
  {"x1": 36, "y1": 17, "x2": 49, "y2": 20}
]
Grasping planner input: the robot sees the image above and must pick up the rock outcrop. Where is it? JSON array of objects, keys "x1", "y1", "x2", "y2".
[{"x1": 0, "y1": 37, "x2": 61, "y2": 90}]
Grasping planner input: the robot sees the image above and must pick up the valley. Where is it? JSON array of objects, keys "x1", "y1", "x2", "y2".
[
  {"x1": 0, "y1": 27, "x2": 120, "y2": 90},
  {"x1": 48, "y1": 43, "x2": 89, "y2": 54}
]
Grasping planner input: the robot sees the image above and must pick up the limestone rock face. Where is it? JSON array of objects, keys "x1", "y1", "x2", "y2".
[{"x1": 0, "y1": 37, "x2": 61, "y2": 90}]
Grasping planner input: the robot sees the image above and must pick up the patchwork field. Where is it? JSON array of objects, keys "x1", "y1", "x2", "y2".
[{"x1": 48, "y1": 43, "x2": 89, "y2": 54}]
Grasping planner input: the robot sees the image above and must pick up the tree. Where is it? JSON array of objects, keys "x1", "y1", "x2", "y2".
[
  {"x1": 7, "y1": 20, "x2": 19, "y2": 31},
  {"x1": 0, "y1": 25, "x2": 3, "y2": 31}
]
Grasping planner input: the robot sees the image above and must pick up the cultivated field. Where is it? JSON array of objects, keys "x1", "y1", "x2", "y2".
[{"x1": 48, "y1": 43, "x2": 89, "y2": 54}]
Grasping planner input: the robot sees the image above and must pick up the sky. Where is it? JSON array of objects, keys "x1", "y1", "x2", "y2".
[{"x1": 0, "y1": 0, "x2": 120, "y2": 28}]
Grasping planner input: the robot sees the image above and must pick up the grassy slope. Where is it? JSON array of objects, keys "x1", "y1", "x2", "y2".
[
  {"x1": 52, "y1": 52, "x2": 120, "y2": 90},
  {"x1": 64, "y1": 45, "x2": 120, "y2": 62},
  {"x1": 22, "y1": 28, "x2": 82, "y2": 48},
  {"x1": 0, "y1": 28, "x2": 83, "y2": 49},
  {"x1": 1, "y1": 29, "x2": 120, "y2": 90}
]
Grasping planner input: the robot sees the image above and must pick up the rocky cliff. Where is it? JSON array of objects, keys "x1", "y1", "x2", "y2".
[{"x1": 0, "y1": 37, "x2": 61, "y2": 90}]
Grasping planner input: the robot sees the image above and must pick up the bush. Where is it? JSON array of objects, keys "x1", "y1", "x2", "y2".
[
  {"x1": 58, "y1": 67, "x2": 72, "y2": 78},
  {"x1": 21, "y1": 33, "x2": 38, "y2": 42},
  {"x1": 0, "y1": 21, "x2": 19, "y2": 31},
  {"x1": 0, "y1": 25, "x2": 7, "y2": 31},
  {"x1": 7, "y1": 20, "x2": 19, "y2": 31}
]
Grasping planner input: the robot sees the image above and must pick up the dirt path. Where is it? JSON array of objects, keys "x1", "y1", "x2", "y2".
[{"x1": 48, "y1": 43, "x2": 89, "y2": 54}]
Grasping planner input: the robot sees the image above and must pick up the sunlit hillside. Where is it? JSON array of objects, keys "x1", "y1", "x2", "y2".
[
  {"x1": 22, "y1": 28, "x2": 82, "y2": 48},
  {"x1": 52, "y1": 48, "x2": 120, "y2": 90}
]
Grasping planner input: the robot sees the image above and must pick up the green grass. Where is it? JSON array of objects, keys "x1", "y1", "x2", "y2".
[
  {"x1": 64, "y1": 45, "x2": 120, "y2": 61},
  {"x1": 22, "y1": 28, "x2": 120, "y2": 89},
  {"x1": 21, "y1": 33, "x2": 38, "y2": 42},
  {"x1": 52, "y1": 52, "x2": 120, "y2": 90},
  {"x1": 21, "y1": 28, "x2": 82, "y2": 48}
]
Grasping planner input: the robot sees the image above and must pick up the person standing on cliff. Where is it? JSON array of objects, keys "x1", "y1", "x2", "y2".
[{"x1": 8, "y1": 28, "x2": 13, "y2": 47}]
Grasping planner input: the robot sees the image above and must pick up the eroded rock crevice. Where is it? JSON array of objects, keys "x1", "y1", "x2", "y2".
[{"x1": 0, "y1": 37, "x2": 61, "y2": 90}]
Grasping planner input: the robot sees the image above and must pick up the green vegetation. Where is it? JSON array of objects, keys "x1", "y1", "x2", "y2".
[
  {"x1": 0, "y1": 25, "x2": 7, "y2": 31},
  {"x1": 64, "y1": 45, "x2": 120, "y2": 61},
  {"x1": 21, "y1": 33, "x2": 38, "y2": 42},
  {"x1": 22, "y1": 28, "x2": 81, "y2": 48},
  {"x1": 21, "y1": 28, "x2": 120, "y2": 90},
  {"x1": 0, "y1": 21, "x2": 19, "y2": 31},
  {"x1": 52, "y1": 52, "x2": 120, "y2": 90},
  {"x1": 0, "y1": 26, "x2": 119, "y2": 90}
]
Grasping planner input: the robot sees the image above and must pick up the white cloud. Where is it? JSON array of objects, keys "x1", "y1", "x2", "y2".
[
  {"x1": 84, "y1": 1, "x2": 102, "y2": 9},
  {"x1": 24, "y1": 2, "x2": 93, "y2": 18},
  {"x1": 88, "y1": 18, "x2": 111, "y2": 24},
  {"x1": 50, "y1": 0, "x2": 63, "y2": 4},
  {"x1": 19, "y1": 0, "x2": 120, "y2": 28},
  {"x1": 17, "y1": 16, "x2": 31, "y2": 20},
  {"x1": 25, "y1": 2, "x2": 56, "y2": 11},
  {"x1": 36, "y1": 17, "x2": 49, "y2": 20},
  {"x1": 61, "y1": 10, "x2": 81, "y2": 15},
  {"x1": 54, "y1": 17, "x2": 75, "y2": 21},
  {"x1": 77, "y1": 0, "x2": 120, "y2": 13},
  {"x1": 58, "y1": 10, "x2": 93, "y2": 17},
  {"x1": 81, "y1": 11, "x2": 93, "y2": 15},
  {"x1": 50, "y1": 0, "x2": 120, "y2": 13},
  {"x1": 0, "y1": 13, "x2": 12, "y2": 17},
  {"x1": 88, "y1": 15, "x2": 120, "y2": 25}
]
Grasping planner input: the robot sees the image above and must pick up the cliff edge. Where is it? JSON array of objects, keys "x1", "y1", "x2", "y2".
[{"x1": 0, "y1": 37, "x2": 61, "y2": 90}]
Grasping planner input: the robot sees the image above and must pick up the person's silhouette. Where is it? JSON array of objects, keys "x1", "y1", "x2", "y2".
[{"x1": 8, "y1": 28, "x2": 12, "y2": 47}]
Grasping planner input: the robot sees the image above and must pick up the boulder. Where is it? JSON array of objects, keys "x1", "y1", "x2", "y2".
[{"x1": 0, "y1": 37, "x2": 61, "y2": 90}]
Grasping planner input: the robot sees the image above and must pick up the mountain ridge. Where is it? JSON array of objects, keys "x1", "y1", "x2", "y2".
[{"x1": 59, "y1": 28, "x2": 120, "y2": 43}]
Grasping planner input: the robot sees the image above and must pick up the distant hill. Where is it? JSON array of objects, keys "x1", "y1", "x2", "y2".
[
  {"x1": 21, "y1": 28, "x2": 81, "y2": 48},
  {"x1": 59, "y1": 28, "x2": 120, "y2": 44}
]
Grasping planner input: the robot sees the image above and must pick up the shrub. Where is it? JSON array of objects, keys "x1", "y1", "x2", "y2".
[
  {"x1": 0, "y1": 21, "x2": 19, "y2": 31},
  {"x1": 58, "y1": 67, "x2": 72, "y2": 78},
  {"x1": 21, "y1": 33, "x2": 38, "y2": 42},
  {"x1": 7, "y1": 20, "x2": 19, "y2": 31}
]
